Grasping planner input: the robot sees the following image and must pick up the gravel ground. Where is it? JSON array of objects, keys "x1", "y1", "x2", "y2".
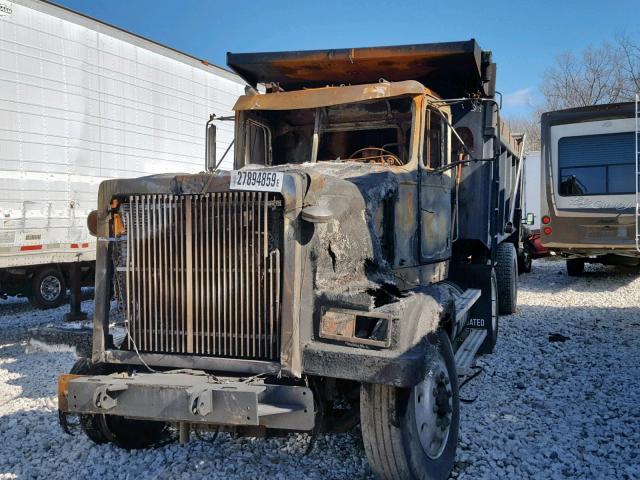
[{"x1": 1, "y1": 260, "x2": 639, "y2": 479}]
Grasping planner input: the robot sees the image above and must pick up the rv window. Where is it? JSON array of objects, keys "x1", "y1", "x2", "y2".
[{"x1": 558, "y1": 132, "x2": 635, "y2": 196}]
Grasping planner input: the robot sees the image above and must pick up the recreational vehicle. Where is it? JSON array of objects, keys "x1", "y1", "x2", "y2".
[{"x1": 540, "y1": 102, "x2": 638, "y2": 275}]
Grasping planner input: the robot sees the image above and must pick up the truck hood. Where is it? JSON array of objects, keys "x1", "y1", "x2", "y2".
[
  {"x1": 282, "y1": 162, "x2": 399, "y2": 296},
  {"x1": 96, "y1": 163, "x2": 399, "y2": 299}
]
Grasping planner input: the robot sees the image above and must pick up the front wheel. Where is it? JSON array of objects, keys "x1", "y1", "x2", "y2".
[
  {"x1": 360, "y1": 330, "x2": 459, "y2": 480},
  {"x1": 68, "y1": 359, "x2": 168, "y2": 449}
]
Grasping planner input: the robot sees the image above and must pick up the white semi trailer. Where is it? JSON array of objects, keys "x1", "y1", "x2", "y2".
[{"x1": 0, "y1": 0, "x2": 245, "y2": 307}]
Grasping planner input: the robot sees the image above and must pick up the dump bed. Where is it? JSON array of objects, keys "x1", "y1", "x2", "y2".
[{"x1": 227, "y1": 39, "x2": 495, "y2": 99}]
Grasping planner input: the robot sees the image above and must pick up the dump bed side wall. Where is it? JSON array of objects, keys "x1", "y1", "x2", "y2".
[{"x1": 454, "y1": 104, "x2": 523, "y2": 255}]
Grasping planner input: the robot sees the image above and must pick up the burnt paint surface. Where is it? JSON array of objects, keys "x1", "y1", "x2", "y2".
[{"x1": 227, "y1": 40, "x2": 490, "y2": 99}]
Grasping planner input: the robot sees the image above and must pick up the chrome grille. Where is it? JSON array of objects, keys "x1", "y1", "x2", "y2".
[{"x1": 117, "y1": 192, "x2": 283, "y2": 361}]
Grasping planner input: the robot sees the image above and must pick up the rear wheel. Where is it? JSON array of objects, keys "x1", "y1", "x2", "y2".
[
  {"x1": 495, "y1": 242, "x2": 518, "y2": 314},
  {"x1": 360, "y1": 330, "x2": 459, "y2": 480},
  {"x1": 518, "y1": 246, "x2": 533, "y2": 274},
  {"x1": 566, "y1": 259, "x2": 585, "y2": 277},
  {"x1": 30, "y1": 266, "x2": 66, "y2": 309}
]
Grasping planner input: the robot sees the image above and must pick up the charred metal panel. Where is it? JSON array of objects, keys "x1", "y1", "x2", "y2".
[
  {"x1": 420, "y1": 171, "x2": 452, "y2": 262},
  {"x1": 93, "y1": 172, "x2": 305, "y2": 376},
  {"x1": 303, "y1": 284, "x2": 452, "y2": 387},
  {"x1": 234, "y1": 81, "x2": 427, "y2": 111},
  {"x1": 228, "y1": 40, "x2": 493, "y2": 99},
  {"x1": 453, "y1": 107, "x2": 493, "y2": 251},
  {"x1": 393, "y1": 178, "x2": 419, "y2": 268}
]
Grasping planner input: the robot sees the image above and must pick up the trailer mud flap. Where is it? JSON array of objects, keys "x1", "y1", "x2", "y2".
[{"x1": 447, "y1": 263, "x2": 495, "y2": 351}]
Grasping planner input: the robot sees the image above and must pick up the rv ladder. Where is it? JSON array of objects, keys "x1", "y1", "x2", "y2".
[{"x1": 636, "y1": 93, "x2": 640, "y2": 253}]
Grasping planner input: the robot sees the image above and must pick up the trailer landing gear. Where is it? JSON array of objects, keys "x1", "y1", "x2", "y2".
[{"x1": 63, "y1": 261, "x2": 87, "y2": 321}]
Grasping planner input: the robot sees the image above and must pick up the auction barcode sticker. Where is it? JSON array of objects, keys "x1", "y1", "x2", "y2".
[{"x1": 229, "y1": 170, "x2": 283, "y2": 192}]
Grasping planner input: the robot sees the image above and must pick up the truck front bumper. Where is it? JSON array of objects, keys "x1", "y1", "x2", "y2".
[{"x1": 58, "y1": 372, "x2": 314, "y2": 431}]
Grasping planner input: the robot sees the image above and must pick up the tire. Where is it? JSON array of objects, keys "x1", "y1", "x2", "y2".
[
  {"x1": 69, "y1": 359, "x2": 167, "y2": 449},
  {"x1": 566, "y1": 259, "x2": 584, "y2": 277},
  {"x1": 518, "y1": 247, "x2": 532, "y2": 274},
  {"x1": 69, "y1": 359, "x2": 109, "y2": 445},
  {"x1": 360, "y1": 330, "x2": 459, "y2": 480},
  {"x1": 29, "y1": 266, "x2": 66, "y2": 309},
  {"x1": 478, "y1": 269, "x2": 499, "y2": 354},
  {"x1": 98, "y1": 415, "x2": 168, "y2": 450},
  {"x1": 495, "y1": 242, "x2": 517, "y2": 314}
]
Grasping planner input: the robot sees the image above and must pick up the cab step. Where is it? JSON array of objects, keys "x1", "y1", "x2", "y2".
[
  {"x1": 454, "y1": 288, "x2": 481, "y2": 323},
  {"x1": 455, "y1": 328, "x2": 487, "y2": 376}
]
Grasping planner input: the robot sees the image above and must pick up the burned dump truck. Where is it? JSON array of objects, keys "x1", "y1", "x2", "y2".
[{"x1": 57, "y1": 40, "x2": 525, "y2": 480}]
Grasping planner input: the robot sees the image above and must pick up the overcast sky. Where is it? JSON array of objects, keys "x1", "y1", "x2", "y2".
[{"x1": 52, "y1": 0, "x2": 639, "y2": 118}]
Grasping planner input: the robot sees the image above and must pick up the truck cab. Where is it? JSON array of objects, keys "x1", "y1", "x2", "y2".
[{"x1": 58, "y1": 40, "x2": 524, "y2": 480}]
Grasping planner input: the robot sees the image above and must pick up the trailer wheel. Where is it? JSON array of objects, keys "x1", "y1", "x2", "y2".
[
  {"x1": 30, "y1": 266, "x2": 66, "y2": 309},
  {"x1": 495, "y1": 242, "x2": 517, "y2": 314},
  {"x1": 566, "y1": 259, "x2": 584, "y2": 277},
  {"x1": 360, "y1": 330, "x2": 459, "y2": 480}
]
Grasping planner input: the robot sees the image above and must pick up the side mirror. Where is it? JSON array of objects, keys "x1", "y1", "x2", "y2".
[
  {"x1": 526, "y1": 212, "x2": 535, "y2": 225},
  {"x1": 87, "y1": 210, "x2": 98, "y2": 237},
  {"x1": 205, "y1": 117, "x2": 217, "y2": 172}
]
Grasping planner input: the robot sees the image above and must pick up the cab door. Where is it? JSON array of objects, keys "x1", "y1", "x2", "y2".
[{"x1": 420, "y1": 108, "x2": 453, "y2": 263}]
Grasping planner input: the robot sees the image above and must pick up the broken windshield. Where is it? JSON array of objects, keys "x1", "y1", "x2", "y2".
[{"x1": 238, "y1": 97, "x2": 415, "y2": 167}]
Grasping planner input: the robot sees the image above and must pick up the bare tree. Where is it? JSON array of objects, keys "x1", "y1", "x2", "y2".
[
  {"x1": 541, "y1": 43, "x2": 628, "y2": 110},
  {"x1": 506, "y1": 35, "x2": 640, "y2": 152},
  {"x1": 617, "y1": 33, "x2": 640, "y2": 98},
  {"x1": 506, "y1": 114, "x2": 542, "y2": 152}
]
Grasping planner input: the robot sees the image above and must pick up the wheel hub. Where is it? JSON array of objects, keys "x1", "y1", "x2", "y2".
[
  {"x1": 40, "y1": 275, "x2": 62, "y2": 302},
  {"x1": 413, "y1": 357, "x2": 453, "y2": 459}
]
